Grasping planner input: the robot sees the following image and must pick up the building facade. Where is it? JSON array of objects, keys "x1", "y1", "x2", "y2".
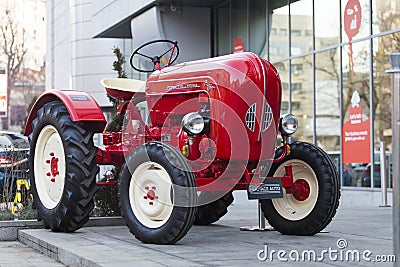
[
  {"x1": 0, "y1": 0, "x2": 47, "y2": 131},
  {"x1": 48, "y1": 0, "x2": 400, "y2": 192}
]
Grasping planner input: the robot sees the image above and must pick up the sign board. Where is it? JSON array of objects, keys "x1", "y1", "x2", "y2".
[
  {"x1": 342, "y1": 91, "x2": 370, "y2": 163},
  {"x1": 0, "y1": 69, "x2": 7, "y2": 117},
  {"x1": 344, "y1": 0, "x2": 361, "y2": 41},
  {"x1": 232, "y1": 37, "x2": 244, "y2": 53},
  {"x1": 343, "y1": 0, "x2": 362, "y2": 70}
]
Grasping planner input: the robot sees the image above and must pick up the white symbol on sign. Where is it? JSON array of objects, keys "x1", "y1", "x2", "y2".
[
  {"x1": 350, "y1": 15, "x2": 358, "y2": 30},
  {"x1": 347, "y1": 8, "x2": 354, "y2": 15},
  {"x1": 351, "y1": 91, "x2": 360, "y2": 108}
]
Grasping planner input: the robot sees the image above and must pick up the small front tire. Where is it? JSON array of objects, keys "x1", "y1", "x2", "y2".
[
  {"x1": 119, "y1": 142, "x2": 197, "y2": 244},
  {"x1": 261, "y1": 142, "x2": 340, "y2": 235}
]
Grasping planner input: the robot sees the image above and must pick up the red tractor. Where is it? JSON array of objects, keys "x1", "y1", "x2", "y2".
[{"x1": 24, "y1": 40, "x2": 340, "y2": 244}]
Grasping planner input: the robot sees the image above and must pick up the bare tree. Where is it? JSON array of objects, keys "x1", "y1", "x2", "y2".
[{"x1": 0, "y1": 5, "x2": 27, "y2": 129}]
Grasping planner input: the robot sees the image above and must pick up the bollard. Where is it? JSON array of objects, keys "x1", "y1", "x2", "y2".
[
  {"x1": 380, "y1": 141, "x2": 389, "y2": 207},
  {"x1": 387, "y1": 52, "x2": 400, "y2": 267}
]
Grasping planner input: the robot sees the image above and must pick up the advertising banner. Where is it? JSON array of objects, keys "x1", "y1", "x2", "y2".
[{"x1": 342, "y1": 91, "x2": 370, "y2": 163}]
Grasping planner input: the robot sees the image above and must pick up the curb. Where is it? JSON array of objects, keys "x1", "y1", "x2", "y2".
[
  {"x1": 0, "y1": 220, "x2": 43, "y2": 241},
  {"x1": 0, "y1": 216, "x2": 125, "y2": 241},
  {"x1": 18, "y1": 230, "x2": 101, "y2": 267}
]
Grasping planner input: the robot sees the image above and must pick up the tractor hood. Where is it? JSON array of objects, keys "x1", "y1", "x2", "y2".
[{"x1": 146, "y1": 52, "x2": 281, "y2": 162}]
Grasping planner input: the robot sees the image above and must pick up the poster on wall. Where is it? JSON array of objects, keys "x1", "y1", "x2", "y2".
[
  {"x1": 342, "y1": 91, "x2": 370, "y2": 163},
  {"x1": 0, "y1": 69, "x2": 7, "y2": 118}
]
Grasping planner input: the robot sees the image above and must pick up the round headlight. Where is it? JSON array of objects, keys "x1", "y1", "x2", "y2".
[
  {"x1": 279, "y1": 113, "x2": 298, "y2": 135},
  {"x1": 182, "y1": 112, "x2": 204, "y2": 135}
]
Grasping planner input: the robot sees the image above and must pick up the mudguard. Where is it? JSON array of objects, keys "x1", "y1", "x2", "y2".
[{"x1": 24, "y1": 90, "x2": 107, "y2": 136}]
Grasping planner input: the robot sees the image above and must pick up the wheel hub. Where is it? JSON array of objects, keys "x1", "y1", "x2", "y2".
[
  {"x1": 290, "y1": 179, "x2": 310, "y2": 201},
  {"x1": 143, "y1": 186, "x2": 159, "y2": 205},
  {"x1": 46, "y1": 152, "x2": 60, "y2": 183}
]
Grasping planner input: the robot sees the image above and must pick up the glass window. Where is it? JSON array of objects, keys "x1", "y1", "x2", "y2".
[
  {"x1": 269, "y1": 1, "x2": 289, "y2": 62},
  {"x1": 315, "y1": 0, "x2": 340, "y2": 50},
  {"x1": 275, "y1": 62, "x2": 286, "y2": 72},
  {"x1": 291, "y1": 82, "x2": 302, "y2": 91},
  {"x1": 291, "y1": 29, "x2": 301, "y2": 36},
  {"x1": 291, "y1": 64, "x2": 303, "y2": 75},
  {"x1": 249, "y1": 0, "x2": 266, "y2": 55},
  {"x1": 290, "y1": 0, "x2": 313, "y2": 54},
  {"x1": 373, "y1": 34, "x2": 396, "y2": 188},
  {"x1": 373, "y1": 0, "x2": 400, "y2": 34},
  {"x1": 231, "y1": 0, "x2": 247, "y2": 52},
  {"x1": 217, "y1": 3, "x2": 230, "y2": 55},
  {"x1": 278, "y1": 61, "x2": 289, "y2": 115},
  {"x1": 342, "y1": 0, "x2": 370, "y2": 43},
  {"x1": 315, "y1": 49, "x2": 340, "y2": 153},
  {"x1": 291, "y1": 56, "x2": 313, "y2": 143}
]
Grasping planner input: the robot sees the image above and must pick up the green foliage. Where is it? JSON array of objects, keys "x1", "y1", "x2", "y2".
[
  {"x1": 0, "y1": 198, "x2": 37, "y2": 221},
  {"x1": 105, "y1": 115, "x2": 124, "y2": 132},
  {"x1": 112, "y1": 46, "x2": 127, "y2": 79},
  {"x1": 92, "y1": 168, "x2": 121, "y2": 217},
  {"x1": 105, "y1": 46, "x2": 127, "y2": 132}
]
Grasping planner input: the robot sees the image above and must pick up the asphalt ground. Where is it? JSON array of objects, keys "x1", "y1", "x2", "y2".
[{"x1": 0, "y1": 192, "x2": 395, "y2": 266}]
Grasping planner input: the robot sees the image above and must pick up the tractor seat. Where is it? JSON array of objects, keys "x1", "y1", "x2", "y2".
[{"x1": 101, "y1": 78, "x2": 146, "y2": 101}]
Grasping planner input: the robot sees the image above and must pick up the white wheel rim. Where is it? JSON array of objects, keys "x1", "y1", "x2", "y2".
[
  {"x1": 272, "y1": 159, "x2": 318, "y2": 221},
  {"x1": 129, "y1": 162, "x2": 174, "y2": 228},
  {"x1": 34, "y1": 125, "x2": 66, "y2": 209}
]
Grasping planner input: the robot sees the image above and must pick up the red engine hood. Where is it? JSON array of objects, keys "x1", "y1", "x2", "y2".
[{"x1": 146, "y1": 52, "x2": 282, "y2": 162}]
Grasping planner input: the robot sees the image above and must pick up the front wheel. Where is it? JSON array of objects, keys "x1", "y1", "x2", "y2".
[
  {"x1": 261, "y1": 142, "x2": 340, "y2": 235},
  {"x1": 119, "y1": 142, "x2": 197, "y2": 244}
]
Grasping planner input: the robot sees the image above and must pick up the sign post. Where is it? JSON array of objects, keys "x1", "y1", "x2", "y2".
[
  {"x1": 0, "y1": 69, "x2": 7, "y2": 118},
  {"x1": 387, "y1": 52, "x2": 400, "y2": 267}
]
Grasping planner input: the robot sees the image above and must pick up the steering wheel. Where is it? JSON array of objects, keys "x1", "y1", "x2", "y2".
[{"x1": 129, "y1": 39, "x2": 179, "y2": 73}]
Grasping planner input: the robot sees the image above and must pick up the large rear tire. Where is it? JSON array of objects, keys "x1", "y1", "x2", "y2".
[
  {"x1": 194, "y1": 192, "x2": 234, "y2": 225},
  {"x1": 29, "y1": 100, "x2": 98, "y2": 232},
  {"x1": 119, "y1": 142, "x2": 197, "y2": 244},
  {"x1": 261, "y1": 141, "x2": 340, "y2": 235}
]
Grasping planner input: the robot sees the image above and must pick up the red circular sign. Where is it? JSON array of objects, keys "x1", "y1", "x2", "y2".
[{"x1": 344, "y1": 0, "x2": 362, "y2": 41}]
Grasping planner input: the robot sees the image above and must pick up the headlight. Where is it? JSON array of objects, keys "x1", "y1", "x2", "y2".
[
  {"x1": 182, "y1": 112, "x2": 204, "y2": 135},
  {"x1": 279, "y1": 113, "x2": 298, "y2": 135}
]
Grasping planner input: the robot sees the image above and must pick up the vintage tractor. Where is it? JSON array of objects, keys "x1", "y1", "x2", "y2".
[{"x1": 24, "y1": 40, "x2": 340, "y2": 244}]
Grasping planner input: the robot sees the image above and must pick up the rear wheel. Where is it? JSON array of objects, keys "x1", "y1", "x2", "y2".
[
  {"x1": 29, "y1": 100, "x2": 98, "y2": 232},
  {"x1": 261, "y1": 142, "x2": 340, "y2": 235},
  {"x1": 194, "y1": 192, "x2": 234, "y2": 225},
  {"x1": 119, "y1": 142, "x2": 197, "y2": 244}
]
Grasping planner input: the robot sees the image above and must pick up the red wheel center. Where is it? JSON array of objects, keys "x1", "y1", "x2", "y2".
[
  {"x1": 291, "y1": 179, "x2": 310, "y2": 201},
  {"x1": 146, "y1": 190, "x2": 156, "y2": 200},
  {"x1": 50, "y1": 156, "x2": 59, "y2": 177}
]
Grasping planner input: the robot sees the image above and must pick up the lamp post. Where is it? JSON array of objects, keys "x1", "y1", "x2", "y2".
[{"x1": 387, "y1": 52, "x2": 400, "y2": 267}]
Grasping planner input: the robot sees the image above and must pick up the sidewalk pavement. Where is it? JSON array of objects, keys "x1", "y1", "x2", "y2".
[{"x1": 0, "y1": 192, "x2": 395, "y2": 266}]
